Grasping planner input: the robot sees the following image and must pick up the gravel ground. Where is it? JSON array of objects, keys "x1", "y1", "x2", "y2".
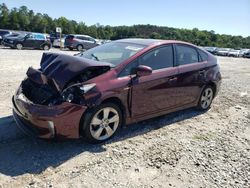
[{"x1": 0, "y1": 47, "x2": 249, "y2": 188}]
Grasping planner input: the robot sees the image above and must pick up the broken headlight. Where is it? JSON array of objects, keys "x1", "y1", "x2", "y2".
[{"x1": 61, "y1": 83, "x2": 96, "y2": 103}]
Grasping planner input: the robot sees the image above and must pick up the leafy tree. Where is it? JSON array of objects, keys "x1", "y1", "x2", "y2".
[{"x1": 0, "y1": 3, "x2": 9, "y2": 29}]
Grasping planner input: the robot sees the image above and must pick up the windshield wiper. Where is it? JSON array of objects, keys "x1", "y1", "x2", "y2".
[{"x1": 91, "y1": 53, "x2": 99, "y2": 61}]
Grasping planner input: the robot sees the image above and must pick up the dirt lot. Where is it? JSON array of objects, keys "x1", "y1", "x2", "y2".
[{"x1": 0, "y1": 47, "x2": 249, "y2": 188}]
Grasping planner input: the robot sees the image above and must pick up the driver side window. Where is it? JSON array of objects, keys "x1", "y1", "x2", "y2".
[
  {"x1": 140, "y1": 45, "x2": 174, "y2": 70},
  {"x1": 27, "y1": 34, "x2": 34, "y2": 39},
  {"x1": 119, "y1": 45, "x2": 174, "y2": 77}
]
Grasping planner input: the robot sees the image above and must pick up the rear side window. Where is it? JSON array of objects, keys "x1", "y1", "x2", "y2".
[
  {"x1": 198, "y1": 49, "x2": 208, "y2": 62},
  {"x1": 140, "y1": 45, "x2": 174, "y2": 70},
  {"x1": 76, "y1": 36, "x2": 84, "y2": 40},
  {"x1": 35, "y1": 34, "x2": 45, "y2": 40},
  {"x1": 176, "y1": 45, "x2": 199, "y2": 65},
  {"x1": 76, "y1": 36, "x2": 88, "y2": 40}
]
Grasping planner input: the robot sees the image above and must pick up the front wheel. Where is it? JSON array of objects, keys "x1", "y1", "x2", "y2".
[
  {"x1": 81, "y1": 103, "x2": 122, "y2": 143},
  {"x1": 77, "y1": 44, "x2": 83, "y2": 51},
  {"x1": 197, "y1": 86, "x2": 214, "y2": 110}
]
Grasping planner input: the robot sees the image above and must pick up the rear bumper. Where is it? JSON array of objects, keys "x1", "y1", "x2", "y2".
[
  {"x1": 12, "y1": 89, "x2": 88, "y2": 139},
  {"x1": 64, "y1": 42, "x2": 76, "y2": 49}
]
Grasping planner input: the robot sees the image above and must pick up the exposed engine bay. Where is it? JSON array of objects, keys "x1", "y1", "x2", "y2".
[{"x1": 21, "y1": 53, "x2": 111, "y2": 105}]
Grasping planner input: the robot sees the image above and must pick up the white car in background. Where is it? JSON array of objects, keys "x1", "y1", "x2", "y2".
[
  {"x1": 53, "y1": 37, "x2": 65, "y2": 48},
  {"x1": 215, "y1": 48, "x2": 230, "y2": 56},
  {"x1": 228, "y1": 49, "x2": 240, "y2": 57}
]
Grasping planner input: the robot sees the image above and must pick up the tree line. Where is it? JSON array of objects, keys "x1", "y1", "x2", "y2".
[{"x1": 0, "y1": 3, "x2": 249, "y2": 48}]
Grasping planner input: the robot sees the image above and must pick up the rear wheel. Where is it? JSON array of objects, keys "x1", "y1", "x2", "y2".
[
  {"x1": 43, "y1": 44, "x2": 50, "y2": 50},
  {"x1": 16, "y1": 43, "x2": 23, "y2": 50},
  {"x1": 197, "y1": 86, "x2": 214, "y2": 110},
  {"x1": 81, "y1": 103, "x2": 122, "y2": 143},
  {"x1": 77, "y1": 44, "x2": 83, "y2": 51}
]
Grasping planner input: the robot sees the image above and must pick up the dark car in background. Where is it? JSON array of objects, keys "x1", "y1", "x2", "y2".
[
  {"x1": 0, "y1": 29, "x2": 12, "y2": 44},
  {"x1": 64, "y1": 34, "x2": 101, "y2": 51},
  {"x1": 12, "y1": 39, "x2": 221, "y2": 143},
  {"x1": 2, "y1": 32, "x2": 51, "y2": 50},
  {"x1": 243, "y1": 51, "x2": 250, "y2": 58}
]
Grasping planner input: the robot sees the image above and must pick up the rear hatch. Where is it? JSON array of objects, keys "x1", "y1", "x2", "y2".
[{"x1": 64, "y1": 35, "x2": 75, "y2": 46}]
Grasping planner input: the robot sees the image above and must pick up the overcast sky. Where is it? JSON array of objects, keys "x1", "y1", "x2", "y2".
[{"x1": 3, "y1": 0, "x2": 250, "y2": 37}]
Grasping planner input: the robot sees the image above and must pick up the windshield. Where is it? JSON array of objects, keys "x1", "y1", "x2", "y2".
[{"x1": 77, "y1": 42, "x2": 146, "y2": 66}]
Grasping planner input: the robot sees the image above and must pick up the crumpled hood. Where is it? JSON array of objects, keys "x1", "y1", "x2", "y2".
[{"x1": 26, "y1": 52, "x2": 112, "y2": 91}]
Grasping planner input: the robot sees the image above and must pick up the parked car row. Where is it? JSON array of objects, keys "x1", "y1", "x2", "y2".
[
  {"x1": 0, "y1": 29, "x2": 103, "y2": 51},
  {"x1": 203, "y1": 46, "x2": 250, "y2": 58}
]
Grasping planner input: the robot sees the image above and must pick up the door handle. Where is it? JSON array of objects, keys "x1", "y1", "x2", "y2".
[{"x1": 168, "y1": 77, "x2": 178, "y2": 82}]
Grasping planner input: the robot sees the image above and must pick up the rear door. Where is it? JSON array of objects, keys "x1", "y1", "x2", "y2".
[
  {"x1": 131, "y1": 44, "x2": 179, "y2": 117},
  {"x1": 174, "y1": 44, "x2": 207, "y2": 107},
  {"x1": 82, "y1": 36, "x2": 97, "y2": 49}
]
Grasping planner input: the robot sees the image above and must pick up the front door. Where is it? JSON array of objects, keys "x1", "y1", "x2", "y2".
[
  {"x1": 131, "y1": 45, "x2": 179, "y2": 117},
  {"x1": 24, "y1": 34, "x2": 36, "y2": 48}
]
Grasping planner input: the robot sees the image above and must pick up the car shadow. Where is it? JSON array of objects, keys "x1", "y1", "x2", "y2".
[{"x1": 0, "y1": 108, "x2": 206, "y2": 177}]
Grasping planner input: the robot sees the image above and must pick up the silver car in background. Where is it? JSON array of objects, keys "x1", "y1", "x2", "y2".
[
  {"x1": 228, "y1": 49, "x2": 240, "y2": 57},
  {"x1": 64, "y1": 34, "x2": 101, "y2": 51},
  {"x1": 215, "y1": 48, "x2": 230, "y2": 56}
]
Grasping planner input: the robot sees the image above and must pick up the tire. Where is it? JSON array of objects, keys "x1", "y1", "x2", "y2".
[
  {"x1": 81, "y1": 102, "x2": 122, "y2": 143},
  {"x1": 43, "y1": 44, "x2": 50, "y2": 51},
  {"x1": 197, "y1": 86, "x2": 214, "y2": 110},
  {"x1": 77, "y1": 44, "x2": 84, "y2": 51},
  {"x1": 16, "y1": 43, "x2": 23, "y2": 50}
]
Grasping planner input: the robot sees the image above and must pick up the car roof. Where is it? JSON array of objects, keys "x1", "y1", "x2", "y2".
[
  {"x1": 114, "y1": 38, "x2": 195, "y2": 47},
  {"x1": 70, "y1": 34, "x2": 92, "y2": 38},
  {"x1": 31, "y1": 33, "x2": 45, "y2": 35}
]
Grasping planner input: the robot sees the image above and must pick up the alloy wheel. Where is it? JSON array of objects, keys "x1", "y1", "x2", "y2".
[
  {"x1": 201, "y1": 87, "x2": 213, "y2": 109},
  {"x1": 90, "y1": 107, "x2": 120, "y2": 141},
  {"x1": 77, "y1": 45, "x2": 83, "y2": 51},
  {"x1": 44, "y1": 45, "x2": 49, "y2": 50},
  {"x1": 16, "y1": 43, "x2": 23, "y2": 50}
]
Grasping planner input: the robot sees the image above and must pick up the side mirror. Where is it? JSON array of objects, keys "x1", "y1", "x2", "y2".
[{"x1": 135, "y1": 65, "x2": 152, "y2": 77}]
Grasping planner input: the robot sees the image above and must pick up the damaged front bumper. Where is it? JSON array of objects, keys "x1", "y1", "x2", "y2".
[{"x1": 12, "y1": 88, "x2": 88, "y2": 139}]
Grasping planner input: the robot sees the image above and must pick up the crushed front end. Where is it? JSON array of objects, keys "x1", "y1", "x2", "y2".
[
  {"x1": 12, "y1": 82, "x2": 88, "y2": 139},
  {"x1": 12, "y1": 53, "x2": 110, "y2": 139}
]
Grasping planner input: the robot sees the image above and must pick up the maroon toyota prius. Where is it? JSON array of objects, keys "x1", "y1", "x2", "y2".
[{"x1": 12, "y1": 39, "x2": 221, "y2": 143}]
